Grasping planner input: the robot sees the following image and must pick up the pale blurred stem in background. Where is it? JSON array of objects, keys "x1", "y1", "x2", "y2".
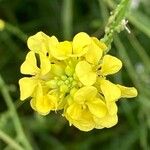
[
  {"x1": 102, "y1": 0, "x2": 130, "y2": 53},
  {"x1": 98, "y1": 0, "x2": 109, "y2": 25},
  {"x1": 5, "y1": 22, "x2": 28, "y2": 42},
  {"x1": 0, "y1": 130, "x2": 24, "y2": 150},
  {"x1": 62, "y1": 0, "x2": 73, "y2": 39},
  {"x1": 0, "y1": 75, "x2": 32, "y2": 150},
  {"x1": 114, "y1": 36, "x2": 139, "y2": 87},
  {"x1": 126, "y1": 33, "x2": 150, "y2": 74},
  {"x1": 114, "y1": 36, "x2": 149, "y2": 149}
]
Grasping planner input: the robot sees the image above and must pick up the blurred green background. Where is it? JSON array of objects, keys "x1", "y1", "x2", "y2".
[{"x1": 0, "y1": 0, "x2": 150, "y2": 149}]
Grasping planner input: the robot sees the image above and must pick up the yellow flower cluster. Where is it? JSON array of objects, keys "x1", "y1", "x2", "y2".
[{"x1": 19, "y1": 32, "x2": 137, "y2": 131}]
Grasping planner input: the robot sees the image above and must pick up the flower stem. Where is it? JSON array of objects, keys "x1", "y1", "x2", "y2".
[
  {"x1": 0, "y1": 130, "x2": 24, "y2": 150},
  {"x1": 102, "y1": 0, "x2": 130, "y2": 52},
  {"x1": 0, "y1": 75, "x2": 32, "y2": 150},
  {"x1": 5, "y1": 22, "x2": 28, "y2": 42},
  {"x1": 62, "y1": 0, "x2": 73, "y2": 39}
]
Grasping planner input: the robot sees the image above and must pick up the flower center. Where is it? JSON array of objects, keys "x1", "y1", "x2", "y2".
[{"x1": 46, "y1": 72, "x2": 78, "y2": 95}]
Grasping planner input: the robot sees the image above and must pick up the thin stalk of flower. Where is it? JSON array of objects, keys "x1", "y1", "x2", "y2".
[
  {"x1": 0, "y1": 75, "x2": 32, "y2": 150},
  {"x1": 0, "y1": 130, "x2": 24, "y2": 150},
  {"x1": 5, "y1": 22, "x2": 27, "y2": 42}
]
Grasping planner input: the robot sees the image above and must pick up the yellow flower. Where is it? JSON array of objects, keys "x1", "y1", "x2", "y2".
[
  {"x1": 50, "y1": 32, "x2": 91, "y2": 60},
  {"x1": 19, "y1": 51, "x2": 55, "y2": 114},
  {"x1": 97, "y1": 54, "x2": 137, "y2": 102},
  {"x1": 19, "y1": 31, "x2": 138, "y2": 131},
  {"x1": 64, "y1": 86, "x2": 107, "y2": 131},
  {"x1": 85, "y1": 37, "x2": 106, "y2": 65},
  {"x1": 50, "y1": 32, "x2": 106, "y2": 61},
  {"x1": 100, "y1": 79, "x2": 121, "y2": 102},
  {"x1": 72, "y1": 32, "x2": 91, "y2": 57},
  {"x1": 0, "y1": 19, "x2": 5, "y2": 31},
  {"x1": 27, "y1": 31, "x2": 57, "y2": 56},
  {"x1": 100, "y1": 54, "x2": 122, "y2": 76},
  {"x1": 30, "y1": 84, "x2": 58, "y2": 115},
  {"x1": 94, "y1": 100, "x2": 118, "y2": 128}
]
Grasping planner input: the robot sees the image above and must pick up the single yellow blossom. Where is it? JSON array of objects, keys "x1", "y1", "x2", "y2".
[
  {"x1": 19, "y1": 51, "x2": 56, "y2": 114},
  {"x1": 100, "y1": 54, "x2": 122, "y2": 76},
  {"x1": 100, "y1": 79, "x2": 121, "y2": 102},
  {"x1": 72, "y1": 32, "x2": 91, "y2": 57},
  {"x1": 30, "y1": 84, "x2": 58, "y2": 115},
  {"x1": 64, "y1": 86, "x2": 107, "y2": 131},
  {"x1": 85, "y1": 37, "x2": 105, "y2": 65},
  {"x1": 27, "y1": 31, "x2": 56, "y2": 56},
  {"x1": 50, "y1": 32, "x2": 91, "y2": 59}
]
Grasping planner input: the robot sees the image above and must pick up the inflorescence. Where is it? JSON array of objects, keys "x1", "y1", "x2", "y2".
[{"x1": 19, "y1": 32, "x2": 137, "y2": 131}]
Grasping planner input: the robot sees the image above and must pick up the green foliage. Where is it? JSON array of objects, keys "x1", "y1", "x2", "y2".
[{"x1": 0, "y1": 0, "x2": 150, "y2": 149}]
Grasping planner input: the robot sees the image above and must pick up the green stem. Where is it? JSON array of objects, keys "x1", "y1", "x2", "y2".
[
  {"x1": 128, "y1": 12, "x2": 150, "y2": 38},
  {"x1": 0, "y1": 31, "x2": 24, "y2": 60},
  {"x1": 0, "y1": 75, "x2": 32, "y2": 150},
  {"x1": 105, "y1": 0, "x2": 150, "y2": 38},
  {"x1": 127, "y1": 33, "x2": 150, "y2": 73},
  {"x1": 0, "y1": 130, "x2": 24, "y2": 150},
  {"x1": 114, "y1": 36, "x2": 150, "y2": 98},
  {"x1": 5, "y1": 22, "x2": 28, "y2": 42},
  {"x1": 98, "y1": 0, "x2": 109, "y2": 24},
  {"x1": 102, "y1": 0, "x2": 130, "y2": 52},
  {"x1": 114, "y1": 36, "x2": 139, "y2": 87},
  {"x1": 62, "y1": 0, "x2": 73, "y2": 39}
]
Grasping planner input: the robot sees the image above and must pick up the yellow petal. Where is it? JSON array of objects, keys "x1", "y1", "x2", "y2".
[
  {"x1": 30, "y1": 98, "x2": 36, "y2": 111},
  {"x1": 106, "y1": 102, "x2": 118, "y2": 115},
  {"x1": 49, "y1": 36, "x2": 59, "y2": 48},
  {"x1": 75, "y1": 61, "x2": 96, "y2": 86},
  {"x1": 100, "y1": 79, "x2": 121, "y2": 102},
  {"x1": 101, "y1": 55, "x2": 122, "y2": 76},
  {"x1": 35, "y1": 97, "x2": 51, "y2": 115},
  {"x1": 47, "y1": 90, "x2": 63, "y2": 110},
  {"x1": 92, "y1": 37, "x2": 106, "y2": 49},
  {"x1": 65, "y1": 103, "x2": 95, "y2": 131},
  {"x1": 50, "y1": 41, "x2": 72, "y2": 60},
  {"x1": 74, "y1": 86, "x2": 97, "y2": 104},
  {"x1": 19, "y1": 77, "x2": 37, "y2": 100},
  {"x1": 85, "y1": 38, "x2": 103, "y2": 65},
  {"x1": 21, "y1": 51, "x2": 39, "y2": 75},
  {"x1": 117, "y1": 84, "x2": 138, "y2": 98},
  {"x1": 94, "y1": 125, "x2": 104, "y2": 129},
  {"x1": 65, "y1": 103, "x2": 82, "y2": 120},
  {"x1": 39, "y1": 53, "x2": 51, "y2": 75},
  {"x1": 95, "y1": 39, "x2": 107, "y2": 51},
  {"x1": 33, "y1": 84, "x2": 52, "y2": 115},
  {"x1": 72, "y1": 32, "x2": 91, "y2": 57},
  {"x1": 94, "y1": 114, "x2": 118, "y2": 128},
  {"x1": 87, "y1": 98, "x2": 107, "y2": 118},
  {"x1": 27, "y1": 31, "x2": 51, "y2": 54}
]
